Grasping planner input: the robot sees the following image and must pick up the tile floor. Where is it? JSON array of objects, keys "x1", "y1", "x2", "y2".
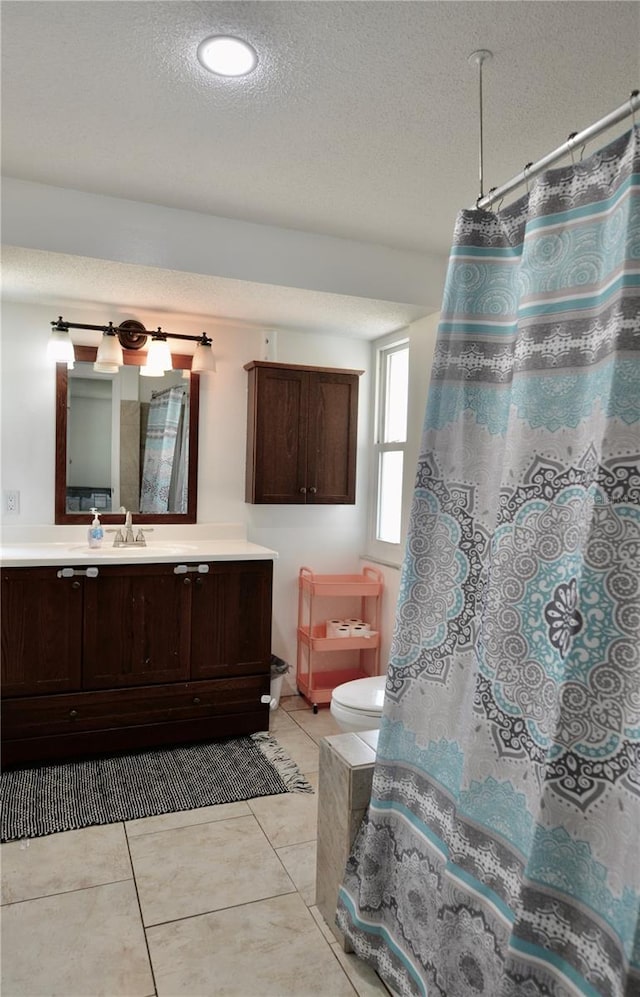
[{"x1": 1, "y1": 695, "x2": 390, "y2": 997}]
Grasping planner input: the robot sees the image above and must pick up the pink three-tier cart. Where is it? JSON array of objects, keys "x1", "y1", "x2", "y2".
[{"x1": 296, "y1": 566, "x2": 383, "y2": 712}]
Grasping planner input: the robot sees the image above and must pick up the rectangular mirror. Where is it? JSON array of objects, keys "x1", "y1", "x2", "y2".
[{"x1": 56, "y1": 347, "x2": 199, "y2": 524}]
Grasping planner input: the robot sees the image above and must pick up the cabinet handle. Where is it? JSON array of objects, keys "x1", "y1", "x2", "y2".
[
  {"x1": 69, "y1": 709, "x2": 78, "y2": 719},
  {"x1": 57, "y1": 567, "x2": 99, "y2": 579},
  {"x1": 308, "y1": 486, "x2": 317, "y2": 494},
  {"x1": 174, "y1": 564, "x2": 210, "y2": 575},
  {"x1": 193, "y1": 696, "x2": 201, "y2": 705},
  {"x1": 299, "y1": 486, "x2": 307, "y2": 494}
]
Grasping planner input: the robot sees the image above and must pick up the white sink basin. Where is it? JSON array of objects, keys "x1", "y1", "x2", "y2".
[{"x1": 68, "y1": 543, "x2": 200, "y2": 556}]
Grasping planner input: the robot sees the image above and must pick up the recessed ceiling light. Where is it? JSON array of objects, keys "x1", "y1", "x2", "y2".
[{"x1": 197, "y1": 35, "x2": 258, "y2": 77}]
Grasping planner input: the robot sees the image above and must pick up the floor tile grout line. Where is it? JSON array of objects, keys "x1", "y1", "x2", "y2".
[
  {"x1": 330, "y1": 942, "x2": 396, "y2": 996},
  {"x1": 143, "y1": 893, "x2": 351, "y2": 990},
  {"x1": 272, "y1": 726, "x2": 320, "y2": 746},
  {"x1": 124, "y1": 819, "x2": 160, "y2": 997},
  {"x1": 125, "y1": 807, "x2": 256, "y2": 842},
  {"x1": 241, "y1": 792, "x2": 320, "y2": 906},
  {"x1": 142, "y1": 885, "x2": 301, "y2": 931},
  {"x1": 327, "y1": 943, "x2": 361, "y2": 996},
  {"x1": 0, "y1": 873, "x2": 135, "y2": 907},
  {"x1": 237, "y1": 808, "x2": 301, "y2": 895},
  {"x1": 257, "y1": 813, "x2": 317, "y2": 900},
  {"x1": 275, "y1": 837, "x2": 317, "y2": 854},
  {"x1": 245, "y1": 802, "x2": 317, "y2": 871}
]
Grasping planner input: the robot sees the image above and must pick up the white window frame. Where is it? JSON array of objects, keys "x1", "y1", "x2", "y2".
[{"x1": 368, "y1": 332, "x2": 409, "y2": 566}]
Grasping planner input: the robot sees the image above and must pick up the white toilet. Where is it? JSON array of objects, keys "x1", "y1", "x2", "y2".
[{"x1": 330, "y1": 674, "x2": 387, "y2": 732}]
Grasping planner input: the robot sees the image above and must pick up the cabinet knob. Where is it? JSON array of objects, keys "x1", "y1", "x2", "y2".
[
  {"x1": 69, "y1": 709, "x2": 78, "y2": 719},
  {"x1": 299, "y1": 486, "x2": 307, "y2": 494},
  {"x1": 195, "y1": 577, "x2": 203, "y2": 586},
  {"x1": 183, "y1": 577, "x2": 191, "y2": 586},
  {"x1": 308, "y1": 486, "x2": 317, "y2": 494},
  {"x1": 72, "y1": 581, "x2": 81, "y2": 590},
  {"x1": 193, "y1": 696, "x2": 201, "y2": 705}
]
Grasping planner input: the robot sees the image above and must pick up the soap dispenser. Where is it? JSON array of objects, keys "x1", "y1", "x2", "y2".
[{"x1": 88, "y1": 508, "x2": 104, "y2": 549}]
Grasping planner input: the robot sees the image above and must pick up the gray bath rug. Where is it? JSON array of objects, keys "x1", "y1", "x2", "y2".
[{"x1": 0, "y1": 733, "x2": 313, "y2": 842}]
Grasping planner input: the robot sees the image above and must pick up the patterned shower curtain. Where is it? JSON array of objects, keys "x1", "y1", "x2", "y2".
[
  {"x1": 139, "y1": 385, "x2": 186, "y2": 514},
  {"x1": 337, "y1": 126, "x2": 640, "y2": 997}
]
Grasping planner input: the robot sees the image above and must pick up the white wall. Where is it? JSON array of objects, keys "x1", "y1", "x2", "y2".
[
  {"x1": 67, "y1": 389, "x2": 112, "y2": 487},
  {"x1": 0, "y1": 299, "x2": 371, "y2": 672}
]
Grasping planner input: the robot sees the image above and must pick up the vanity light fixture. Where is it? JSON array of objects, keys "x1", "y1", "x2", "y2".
[
  {"x1": 197, "y1": 35, "x2": 258, "y2": 77},
  {"x1": 48, "y1": 317, "x2": 216, "y2": 376}
]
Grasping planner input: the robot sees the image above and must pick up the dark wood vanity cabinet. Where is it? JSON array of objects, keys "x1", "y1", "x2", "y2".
[
  {"x1": 244, "y1": 361, "x2": 363, "y2": 504},
  {"x1": 1, "y1": 559, "x2": 273, "y2": 766}
]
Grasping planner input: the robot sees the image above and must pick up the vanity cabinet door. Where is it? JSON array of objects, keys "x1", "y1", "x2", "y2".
[
  {"x1": 190, "y1": 560, "x2": 273, "y2": 680},
  {"x1": 1, "y1": 568, "x2": 83, "y2": 697},
  {"x1": 82, "y1": 564, "x2": 191, "y2": 689}
]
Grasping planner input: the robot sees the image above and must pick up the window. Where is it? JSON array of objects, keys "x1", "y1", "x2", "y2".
[{"x1": 372, "y1": 337, "x2": 409, "y2": 553}]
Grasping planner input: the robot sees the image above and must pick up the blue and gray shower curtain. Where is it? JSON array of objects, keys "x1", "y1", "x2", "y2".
[
  {"x1": 140, "y1": 385, "x2": 187, "y2": 514},
  {"x1": 337, "y1": 126, "x2": 640, "y2": 996}
]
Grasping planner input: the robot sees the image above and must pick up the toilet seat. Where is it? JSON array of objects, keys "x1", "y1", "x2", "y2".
[
  {"x1": 331, "y1": 675, "x2": 386, "y2": 714},
  {"x1": 330, "y1": 675, "x2": 386, "y2": 732}
]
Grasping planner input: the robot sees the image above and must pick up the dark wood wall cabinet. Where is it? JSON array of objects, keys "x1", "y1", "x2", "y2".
[
  {"x1": 1, "y1": 559, "x2": 273, "y2": 766},
  {"x1": 244, "y1": 361, "x2": 363, "y2": 504}
]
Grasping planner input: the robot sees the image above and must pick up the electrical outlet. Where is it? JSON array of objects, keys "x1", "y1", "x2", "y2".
[{"x1": 4, "y1": 490, "x2": 20, "y2": 514}]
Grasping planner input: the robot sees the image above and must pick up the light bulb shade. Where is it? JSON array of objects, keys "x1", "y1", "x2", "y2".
[
  {"x1": 47, "y1": 328, "x2": 75, "y2": 368},
  {"x1": 144, "y1": 337, "x2": 172, "y2": 373},
  {"x1": 93, "y1": 362, "x2": 120, "y2": 374},
  {"x1": 95, "y1": 332, "x2": 123, "y2": 369},
  {"x1": 191, "y1": 341, "x2": 216, "y2": 374},
  {"x1": 139, "y1": 364, "x2": 167, "y2": 378}
]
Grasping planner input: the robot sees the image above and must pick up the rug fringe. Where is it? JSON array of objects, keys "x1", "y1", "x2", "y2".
[{"x1": 251, "y1": 733, "x2": 314, "y2": 793}]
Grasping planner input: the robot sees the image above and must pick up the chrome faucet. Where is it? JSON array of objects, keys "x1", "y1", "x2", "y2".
[
  {"x1": 107, "y1": 510, "x2": 153, "y2": 547},
  {"x1": 124, "y1": 510, "x2": 135, "y2": 544}
]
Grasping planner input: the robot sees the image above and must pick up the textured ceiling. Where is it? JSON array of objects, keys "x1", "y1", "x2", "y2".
[
  {"x1": 2, "y1": 245, "x2": 425, "y2": 338},
  {"x1": 2, "y1": 1, "x2": 639, "y2": 332}
]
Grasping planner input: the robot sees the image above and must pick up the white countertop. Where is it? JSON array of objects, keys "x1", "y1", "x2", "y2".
[{"x1": 0, "y1": 524, "x2": 278, "y2": 567}]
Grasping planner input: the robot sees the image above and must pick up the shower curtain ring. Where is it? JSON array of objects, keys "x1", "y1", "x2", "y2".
[
  {"x1": 567, "y1": 131, "x2": 578, "y2": 164},
  {"x1": 480, "y1": 186, "x2": 498, "y2": 211},
  {"x1": 524, "y1": 162, "x2": 533, "y2": 194},
  {"x1": 631, "y1": 89, "x2": 638, "y2": 129}
]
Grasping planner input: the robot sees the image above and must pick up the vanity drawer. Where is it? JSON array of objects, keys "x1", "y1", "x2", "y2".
[{"x1": 2, "y1": 675, "x2": 270, "y2": 739}]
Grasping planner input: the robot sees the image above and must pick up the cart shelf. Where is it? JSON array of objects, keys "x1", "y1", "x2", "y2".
[
  {"x1": 298, "y1": 624, "x2": 380, "y2": 652},
  {"x1": 296, "y1": 566, "x2": 383, "y2": 712},
  {"x1": 298, "y1": 567, "x2": 383, "y2": 597}
]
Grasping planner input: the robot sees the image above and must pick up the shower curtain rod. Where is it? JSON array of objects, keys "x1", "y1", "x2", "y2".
[{"x1": 475, "y1": 90, "x2": 639, "y2": 211}]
